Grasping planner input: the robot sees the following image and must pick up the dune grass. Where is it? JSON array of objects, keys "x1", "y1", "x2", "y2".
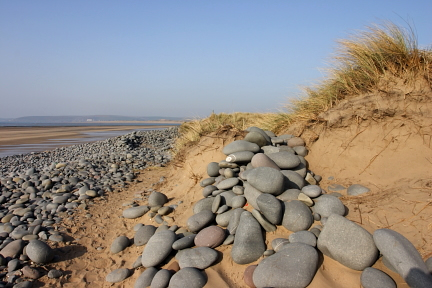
[
  {"x1": 264, "y1": 22, "x2": 432, "y2": 133},
  {"x1": 174, "y1": 112, "x2": 267, "y2": 153},
  {"x1": 174, "y1": 22, "x2": 432, "y2": 150}
]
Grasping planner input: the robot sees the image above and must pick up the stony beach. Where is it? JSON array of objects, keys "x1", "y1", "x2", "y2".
[{"x1": 0, "y1": 122, "x2": 431, "y2": 288}]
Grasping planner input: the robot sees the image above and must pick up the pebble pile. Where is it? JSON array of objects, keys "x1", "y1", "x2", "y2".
[
  {"x1": 108, "y1": 126, "x2": 432, "y2": 288},
  {"x1": 0, "y1": 127, "x2": 178, "y2": 287}
]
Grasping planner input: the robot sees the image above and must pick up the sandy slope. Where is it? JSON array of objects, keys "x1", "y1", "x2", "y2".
[{"x1": 35, "y1": 85, "x2": 432, "y2": 287}]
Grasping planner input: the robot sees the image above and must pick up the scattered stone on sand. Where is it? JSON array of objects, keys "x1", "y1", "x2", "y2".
[{"x1": 106, "y1": 268, "x2": 131, "y2": 283}]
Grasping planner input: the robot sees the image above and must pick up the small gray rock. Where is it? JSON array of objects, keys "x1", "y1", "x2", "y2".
[
  {"x1": 26, "y1": 240, "x2": 54, "y2": 263},
  {"x1": 226, "y1": 151, "x2": 255, "y2": 163},
  {"x1": 177, "y1": 247, "x2": 218, "y2": 269},
  {"x1": 361, "y1": 267, "x2": 396, "y2": 288},
  {"x1": 168, "y1": 267, "x2": 207, "y2": 288},
  {"x1": 373, "y1": 228, "x2": 432, "y2": 287},
  {"x1": 251, "y1": 153, "x2": 280, "y2": 170},
  {"x1": 253, "y1": 243, "x2": 318, "y2": 288},
  {"x1": 256, "y1": 193, "x2": 282, "y2": 225},
  {"x1": 207, "y1": 162, "x2": 220, "y2": 177},
  {"x1": 246, "y1": 167, "x2": 284, "y2": 195},
  {"x1": 123, "y1": 206, "x2": 150, "y2": 219},
  {"x1": 216, "y1": 178, "x2": 239, "y2": 190},
  {"x1": 135, "y1": 267, "x2": 158, "y2": 288},
  {"x1": 347, "y1": 184, "x2": 370, "y2": 196},
  {"x1": 301, "y1": 185, "x2": 322, "y2": 198},
  {"x1": 150, "y1": 269, "x2": 172, "y2": 288},
  {"x1": 193, "y1": 197, "x2": 214, "y2": 214},
  {"x1": 142, "y1": 230, "x2": 176, "y2": 267},
  {"x1": 106, "y1": 268, "x2": 130, "y2": 283},
  {"x1": 251, "y1": 209, "x2": 276, "y2": 232},
  {"x1": 231, "y1": 211, "x2": 265, "y2": 264},
  {"x1": 110, "y1": 235, "x2": 130, "y2": 254},
  {"x1": 267, "y1": 151, "x2": 301, "y2": 169},
  {"x1": 282, "y1": 200, "x2": 313, "y2": 232},
  {"x1": 244, "y1": 131, "x2": 269, "y2": 147},
  {"x1": 317, "y1": 214, "x2": 378, "y2": 271},
  {"x1": 172, "y1": 234, "x2": 196, "y2": 250},
  {"x1": 280, "y1": 170, "x2": 305, "y2": 190},
  {"x1": 277, "y1": 189, "x2": 301, "y2": 201},
  {"x1": 222, "y1": 140, "x2": 260, "y2": 155},
  {"x1": 148, "y1": 191, "x2": 168, "y2": 207},
  {"x1": 187, "y1": 210, "x2": 215, "y2": 233},
  {"x1": 134, "y1": 225, "x2": 157, "y2": 246},
  {"x1": 289, "y1": 230, "x2": 317, "y2": 247},
  {"x1": 313, "y1": 194, "x2": 345, "y2": 218},
  {"x1": 231, "y1": 195, "x2": 246, "y2": 208}
]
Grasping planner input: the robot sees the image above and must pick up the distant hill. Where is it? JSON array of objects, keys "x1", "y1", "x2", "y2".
[{"x1": 9, "y1": 115, "x2": 185, "y2": 123}]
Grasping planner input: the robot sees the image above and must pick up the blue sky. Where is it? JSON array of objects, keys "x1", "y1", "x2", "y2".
[{"x1": 1, "y1": 1, "x2": 431, "y2": 119}]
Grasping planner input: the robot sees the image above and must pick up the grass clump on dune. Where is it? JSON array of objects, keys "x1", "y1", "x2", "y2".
[
  {"x1": 264, "y1": 22, "x2": 432, "y2": 133},
  {"x1": 174, "y1": 112, "x2": 267, "y2": 153}
]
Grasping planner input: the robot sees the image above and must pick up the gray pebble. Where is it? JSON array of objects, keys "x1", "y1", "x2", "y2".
[
  {"x1": 106, "y1": 268, "x2": 130, "y2": 283},
  {"x1": 361, "y1": 267, "x2": 396, "y2": 288}
]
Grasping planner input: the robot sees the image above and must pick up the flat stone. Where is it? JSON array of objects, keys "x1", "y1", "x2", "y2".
[
  {"x1": 22, "y1": 265, "x2": 41, "y2": 279},
  {"x1": 287, "y1": 137, "x2": 305, "y2": 147},
  {"x1": 134, "y1": 225, "x2": 157, "y2": 246},
  {"x1": 293, "y1": 146, "x2": 308, "y2": 156},
  {"x1": 246, "y1": 167, "x2": 284, "y2": 195},
  {"x1": 282, "y1": 200, "x2": 313, "y2": 232},
  {"x1": 216, "y1": 178, "x2": 239, "y2": 190},
  {"x1": 243, "y1": 183, "x2": 262, "y2": 210},
  {"x1": 373, "y1": 228, "x2": 432, "y2": 287},
  {"x1": 150, "y1": 269, "x2": 172, "y2": 288},
  {"x1": 26, "y1": 240, "x2": 54, "y2": 263},
  {"x1": 251, "y1": 153, "x2": 280, "y2": 170},
  {"x1": 347, "y1": 184, "x2": 370, "y2": 196},
  {"x1": 168, "y1": 267, "x2": 207, "y2": 288},
  {"x1": 219, "y1": 190, "x2": 236, "y2": 207},
  {"x1": 256, "y1": 194, "x2": 282, "y2": 225},
  {"x1": 194, "y1": 226, "x2": 226, "y2": 248},
  {"x1": 134, "y1": 267, "x2": 158, "y2": 288},
  {"x1": 222, "y1": 140, "x2": 260, "y2": 155},
  {"x1": 298, "y1": 193, "x2": 314, "y2": 206},
  {"x1": 226, "y1": 151, "x2": 255, "y2": 163},
  {"x1": 123, "y1": 206, "x2": 150, "y2": 219},
  {"x1": 231, "y1": 211, "x2": 265, "y2": 264},
  {"x1": 211, "y1": 195, "x2": 221, "y2": 213},
  {"x1": 177, "y1": 247, "x2": 218, "y2": 269},
  {"x1": 277, "y1": 189, "x2": 300, "y2": 201},
  {"x1": 361, "y1": 267, "x2": 396, "y2": 288},
  {"x1": 193, "y1": 198, "x2": 214, "y2": 214},
  {"x1": 244, "y1": 131, "x2": 269, "y2": 147},
  {"x1": 253, "y1": 243, "x2": 318, "y2": 288},
  {"x1": 202, "y1": 185, "x2": 217, "y2": 197},
  {"x1": 301, "y1": 185, "x2": 322, "y2": 198},
  {"x1": 288, "y1": 230, "x2": 317, "y2": 247},
  {"x1": 200, "y1": 177, "x2": 215, "y2": 187},
  {"x1": 142, "y1": 230, "x2": 176, "y2": 267},
  {"x1": 0, "y1": 239, "x2": 25, "y2": 258},
  {"x1": 106, "y1": 268, "x2": 130, "y2": 283},
  {"x1": 207, "y1": 162, "x2": 220, "y2": 177},
  {"x1": 231, "y1": 195, "x2": 246, "y2": 208},
  {"x1": 148, "y1": 191, "x2": 168, "y2": 207},
  {"x1": 267, "y1": 151, "x2": 301, "y2": 169},
  {"x1": 187, "y1": 210, "x2": 215, "y2": 233},
  {"x1": 172, "y1": 234, "x2": 196, "y2": 250},
  {"x1": 110, "y1": 235, "x2": 130, "y2": 254},
  {"x1": 317, "y1": 214, "x2": 378, "y2": 270},
  {"x1": 313, "y1": 194, "x2": 345, "y2": 218}
]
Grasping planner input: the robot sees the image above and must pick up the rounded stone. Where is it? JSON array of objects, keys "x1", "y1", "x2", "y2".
[
  {"x1": 106, "y1": 268, "x2": 130, "y2": 283},
  {"x1": 267, "y1": 151, "x2": 301, "y2": 169},
  {"x1": 282, "y1": 200, "x2": 313, "y2": 232},
  {"x1": 244, "y1": 131, "x2": 270, "y2": 147},
  {"x1": 277, "y1": 189, "x2": 301, "y2": 201},
  {"x1": 373, "y1": 228, "x2": 432, "y2": 287},
  {"x1": 200, "y1": 177, "x2": 215, "y2": 187},
  {"x1": 150, "y1": 269, "x2": 172, "y2": 288},
  {"x1": 226, "y1": 151, "x2": 255, "y2": 163},
  {"x1": 202, "y1": 185, "x2": 217, "y2": 197},
  {"x1": 256, "y1": 193, "x2": 282, "y2": 225},
  {"x1": 148, "y1": 191, "x2": 168, "y2": 207},
  {"x1": 110, "y1": 235, "x2": 130, "y2": 254},
  {"x1": 317, "y1": 214, "x2": 378, "y2": 271},
  {"x1": 172, "y1": 234, "x2": 196, "y2": 250},
  {"x1": 135, "y1": 267, "x2": 158, "y2": 288},
  {"x1": 215, "y1": 209, "x2": 235, "y2": 227},
  {"x1": 227, "y1": 208, "x2": 246, "y2": 235},
  {"x1": 123, "y1": 206, "x2": 150, "y2": 219},
  {"x1": 216, "y1": 178, "x2": 239, "y2": 190},
  {"x1": 187, "y1": 210, "x2": 215, "y2": 233},
  {"x1": 244, "y1": 265, "x2": 257, "y2": 288},
  {"x1": 287, "y1": 137, "x2": 305, "y2": 147},
  {"x1": 301, "y1": 185, "x2": 322, "y2": 198},
  {"x1": 168, "y1": 267, "x2": 207, "y2": 288},
  {"x1": 134, "y1": 225, "x2": 157, "y2": 246},
  {"x1": 231, "y1": 211, "x2": 265, "y2": 264},
  {"x1": 361, "y1": 267, "x2": 396, "y2": 288},
  {"x1": 194, "y1": 226, "x2": 226, "y2": 248},
  {"x1": 0, "y1": 239, "x2": 25, "y2": 258},
  {"x1": 48, "y1": 269, "x2": 63, "y2": 278},
  {"x1": 251, "y1": 209, "x2": 276, "y2": 232},
  {"x1": 246, "y1": 167, "x2": 284, "y2": 195},
  {"x1": 142, "y1": 230, "x2": 176, "y2": 267},
  {"x1": 231, "y1": 195, "x2": 247, "y2": 208},
  {"x1": 193, "y1": 198, "x2": 214, "y2": 214},
  {"x1": 253, "y1": 243, "x2": 318, "y2": 288},
  {"x1": 313, "y1": 194, "x2": 345, "y2": 218},
  {"x1": 251, "y1": 153, "x2": 280, "y2": 170},
  {"x1": 177, "y1": 247, "x2": 218, "y2": 269},
  {"x1": 347, "y1": 184, "x2": 370, "y2": 196},
  {"x1": 22, "y1": 265, "x2": 41, "y2": 279},
  {"x1": 26, "y1": 240, "x2": 54, "y2": 263},
  {"x1": 207, "y1": 162, "x2": 220, "y2": 177},
  {"x1": 222, "y1": 140, "x2": 260, "y2": 155},
  {"x1": 288, "y1": 230, "x2": 317, "y2": 247},
  {"x1": 293, "y1": 146, "x2": 308, "y2": 156}
]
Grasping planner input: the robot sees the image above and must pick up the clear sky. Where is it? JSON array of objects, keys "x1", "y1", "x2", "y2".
[{"x1": 1, "y1": 1, "x2": 431, "y2": 119}]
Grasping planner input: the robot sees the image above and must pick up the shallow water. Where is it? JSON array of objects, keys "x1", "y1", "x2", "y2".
[{"x1": 0, "y1": 128, "x2": 160, "y2": 158}]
